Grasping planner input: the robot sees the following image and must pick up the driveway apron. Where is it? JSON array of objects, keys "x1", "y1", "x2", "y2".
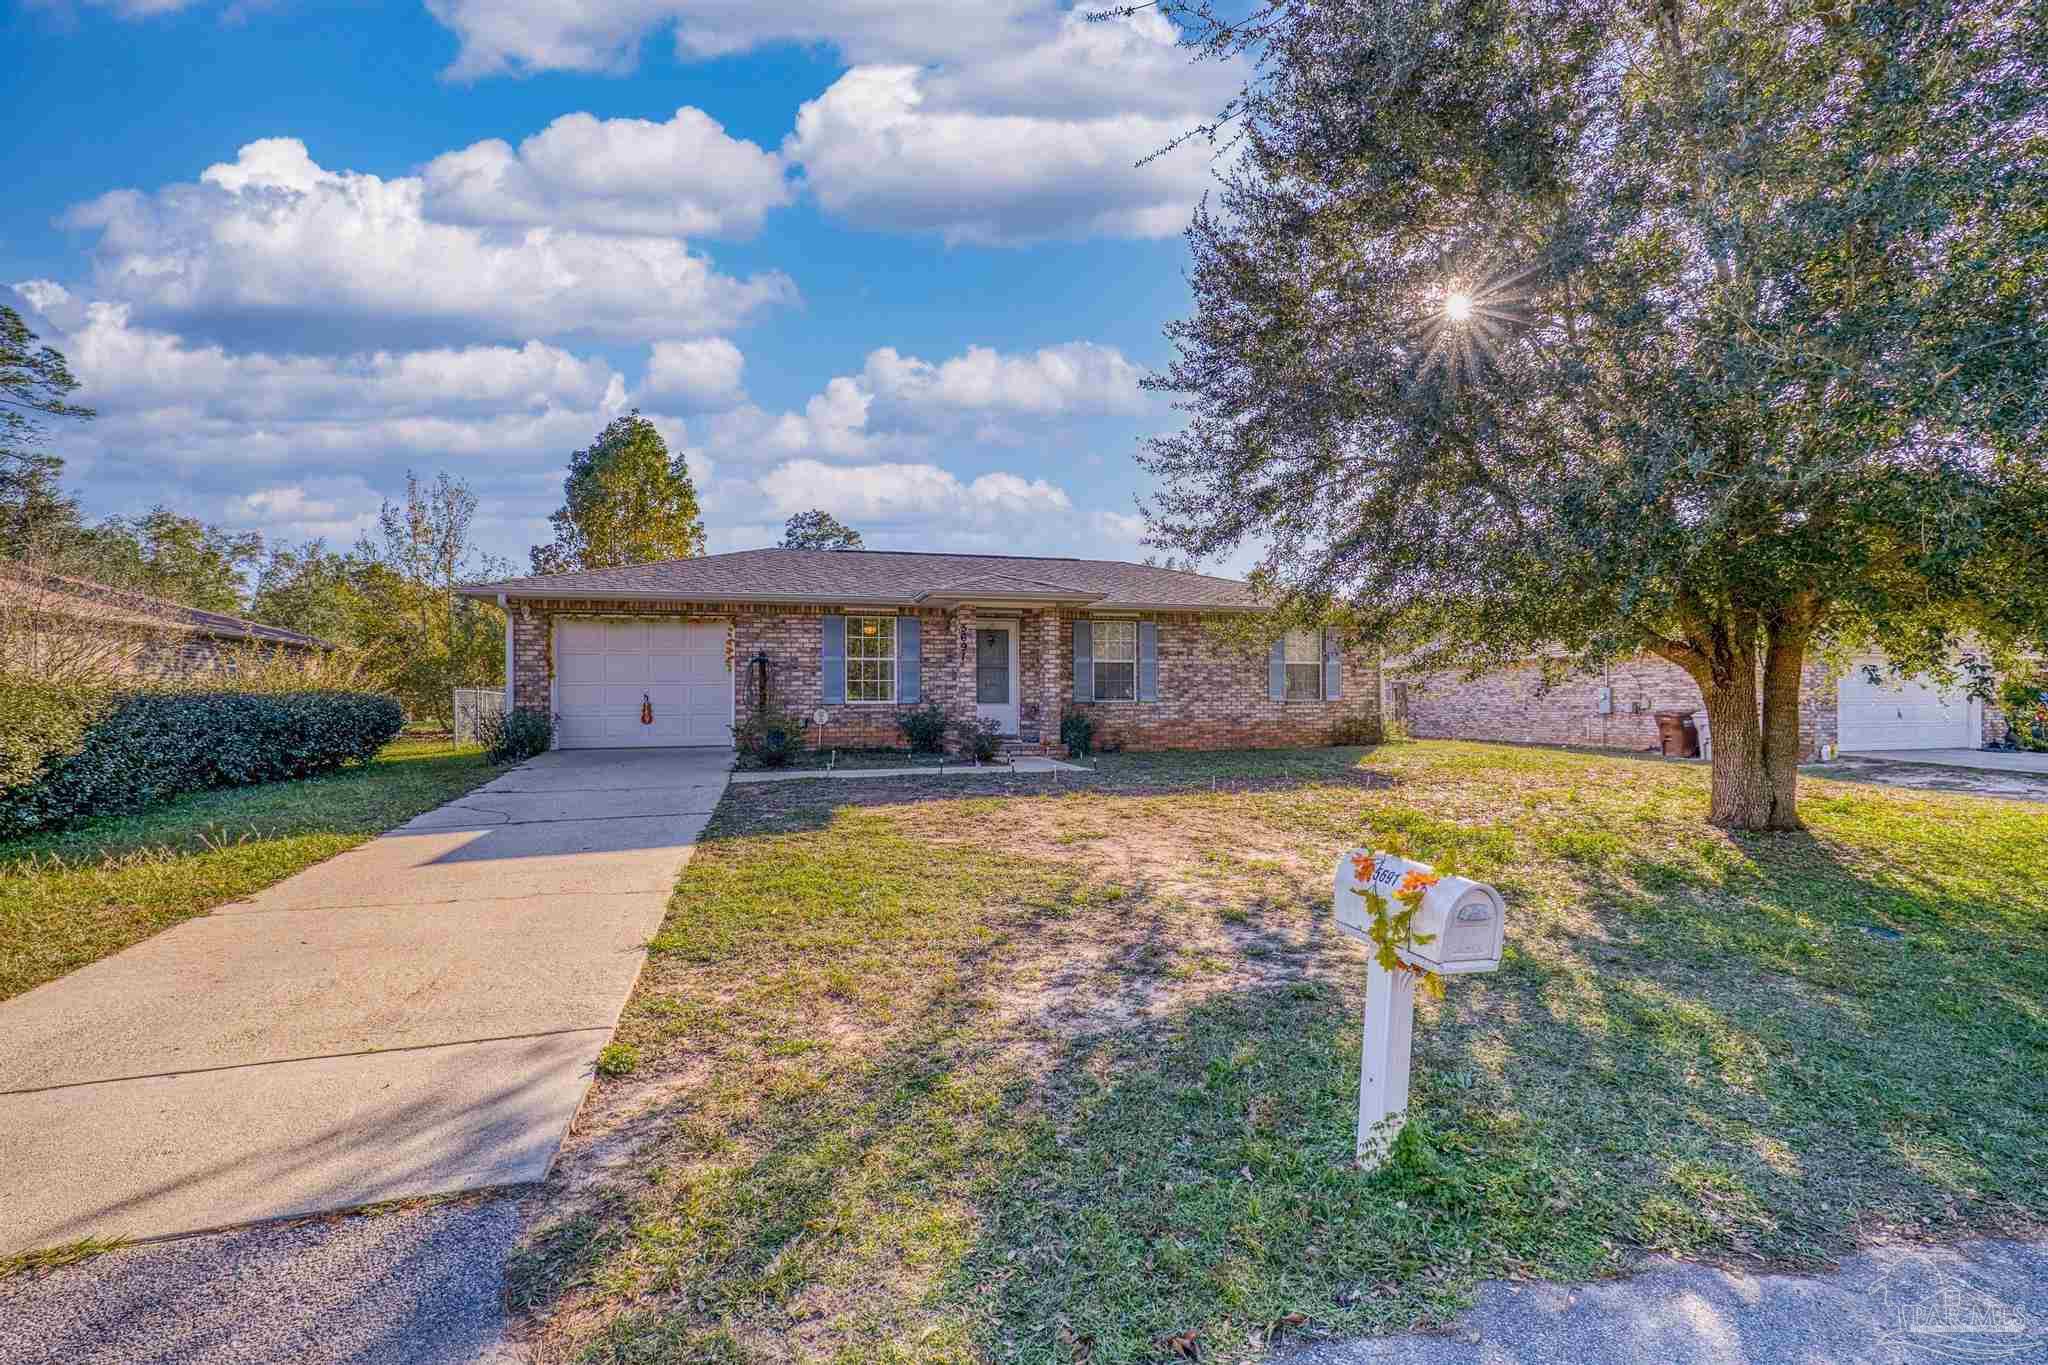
[{"x1": 0, "y1": 747, "x2": 729, "y2": 1254}]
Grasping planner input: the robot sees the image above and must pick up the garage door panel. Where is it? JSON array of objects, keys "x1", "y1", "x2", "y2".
[
  {"x1": 1838, "y1": 660, "x2": 1975, "y2": 751},
  {"x1": 601, "y1": 654, "x2": 651, "y2": 684},
  {"x1": 554, "y1": 620, "x2": 730, "y2": 749}
]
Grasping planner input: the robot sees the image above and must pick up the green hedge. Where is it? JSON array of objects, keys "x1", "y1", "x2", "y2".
[{"x1": 0, "y1": 677, "x2": 404, "y2": 839}]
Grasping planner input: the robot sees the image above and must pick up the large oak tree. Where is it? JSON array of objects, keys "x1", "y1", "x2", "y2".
[{"x1": 1141, "y1": 0, "x2": 2048, "y2": 828}]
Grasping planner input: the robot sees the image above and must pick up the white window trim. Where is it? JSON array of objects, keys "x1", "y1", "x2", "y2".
[
  {"x1": 845, "y1": 614, "x2": 898, "y2": 705},
  {"x1": 1093, "y1": 619, "x2": 1139, "y2": 703},
  {"x1": 1284, "y1": 628, "x2": 1324, "y2": 702}
]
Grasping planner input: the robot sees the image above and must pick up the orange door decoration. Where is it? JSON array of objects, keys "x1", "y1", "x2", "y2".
[{"x1": 641, "y1": 693, "x2": 653, "y2": 725}]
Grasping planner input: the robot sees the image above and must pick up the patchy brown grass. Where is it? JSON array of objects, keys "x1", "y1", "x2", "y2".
[{"x1": 513, "y1": 742, "x2": 2048, "y2": 1365}]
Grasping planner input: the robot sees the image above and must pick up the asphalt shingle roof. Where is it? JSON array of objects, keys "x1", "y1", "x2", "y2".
[
  {"x1": 1, "y1": 563, "x2": 331, "y2": 649},
  {"x1": 461, "y1": 549, "x2": 1262, "y2": 611}
]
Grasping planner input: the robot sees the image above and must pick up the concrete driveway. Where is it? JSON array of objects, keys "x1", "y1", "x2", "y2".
[
  {"x1": 1821, "y1": 748, "x2": 2048, "y2": 802},
  {"x1": 0, "y1": 747, "x2": 729, "y2": 1255}
]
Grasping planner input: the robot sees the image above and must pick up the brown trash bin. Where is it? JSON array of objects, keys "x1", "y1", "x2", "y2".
[{"x1": 1653, "y1": 710, "x2": 1701, "y2": 758}]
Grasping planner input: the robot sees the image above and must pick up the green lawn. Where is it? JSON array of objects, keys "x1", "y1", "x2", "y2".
[
  {"x1": 0, "y1": 739, "x2": 497, "y2": 1001},
  {"x1": 514, "y1": 741, "x2": 2048, "y2": 1364}
]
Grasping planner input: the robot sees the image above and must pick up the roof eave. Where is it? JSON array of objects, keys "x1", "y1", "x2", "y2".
[
  {"x1": 913, "y1": 590, "x2": 1107, "y2": 606},
  {"x1": 462, "y1": 585, "x2": 1265, "y2": 614}
]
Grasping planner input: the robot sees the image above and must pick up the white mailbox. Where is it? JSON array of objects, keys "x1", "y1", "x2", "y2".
[
  {"x1": 1333, "y1": 851, "x2": 1505, "y2": 975},
  {"x1": 1333, "y1": 849, "x2": 1507, "y2": 1167}
]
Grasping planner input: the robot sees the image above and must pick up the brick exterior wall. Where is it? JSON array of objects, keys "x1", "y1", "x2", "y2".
[
  {"x1": 1055, "y1": 610, "x2": 1381, "y2": 750},
  {"x1": 505, "y1": 598, "x2": 1383, "y2": 752},
  {"x1": 1393, "y1": 655, "x2": 1840, "y2": 761}
]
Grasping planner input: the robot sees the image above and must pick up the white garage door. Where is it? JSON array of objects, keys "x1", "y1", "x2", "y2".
[
  {"x1": 555, "y1": 619, "x2": 731, "y2": 749},
  {"x1": 1837, "y1": 660, "x2": 1976, "y2": 751}
]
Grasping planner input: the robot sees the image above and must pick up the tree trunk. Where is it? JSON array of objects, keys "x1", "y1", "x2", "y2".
[
  {"x1": 1690, "y1": 622, "x2": 1808, "y2": 832},
  {"x1": 1756, "y1": 616, "x2": 1812, "y2": 831},
  {"x1": 1652, "y1": 597, "x2": 1818, "y2": 832},
  {"x1": 1698, "y1": 649, "x2": 1776, "y2": 830}
]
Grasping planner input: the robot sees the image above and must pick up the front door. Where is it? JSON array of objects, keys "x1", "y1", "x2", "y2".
[{"x1": 974, "y1": 624, "x2": 1018, "y2": 736}]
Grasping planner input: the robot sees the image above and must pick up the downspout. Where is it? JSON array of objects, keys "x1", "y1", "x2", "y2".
[{"x1": 499, "y1": 593, "x2": 513, "y2": 713}]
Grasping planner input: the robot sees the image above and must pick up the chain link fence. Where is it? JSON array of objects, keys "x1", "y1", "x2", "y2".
[{"x1": 453, "y1": 687, "x2": 506, "y2": 744}]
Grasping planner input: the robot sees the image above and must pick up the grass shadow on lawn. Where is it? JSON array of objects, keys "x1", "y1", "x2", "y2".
[{"x1": 513, "y1": 744, "x2": 2048, "y2": 1364}]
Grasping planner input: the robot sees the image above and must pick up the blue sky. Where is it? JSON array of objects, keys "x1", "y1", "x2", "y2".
[{"x1": 6, "y1": 0, "x2": 1248, "y2": 573}]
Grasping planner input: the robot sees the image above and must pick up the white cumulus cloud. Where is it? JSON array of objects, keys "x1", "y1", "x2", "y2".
[
  {"x1": 861, "y1": 342, "x2": 1143, "y2": 415},
  {"x1": 423, "y1": 0, "x2": 1049, "y2": 78},
  {"x1": 421, "y1": 108, "x2": 790, "y2": 239},
  {"x1": 785, "y1": 64, "x2": 1215, "y2": 245},
  {"x1": 64, "y1": 138, "x2": 796, "y2": 347},
  {"x1": 643, "y1": 337, "x2": 746, "y2": 407},
  {"x1": 699, "y1": 340, "x2": 1151, "y2": 466},
  {"x1": 756, "y1": 458, "x2": 1071, "y2": 528}
]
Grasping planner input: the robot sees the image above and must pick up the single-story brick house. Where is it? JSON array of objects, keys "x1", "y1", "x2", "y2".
[
  {"x1": 0, "y1": 562, "x2": 329, "y2": 679},
  {"x1": 459, "y1": 549, "x2": 1382, "y2": 752},
  {"x1": 1387, "y1": 650, "x2": 2012, "y2": 760}
]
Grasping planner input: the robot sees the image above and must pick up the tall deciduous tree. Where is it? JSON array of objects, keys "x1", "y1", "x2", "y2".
[
  {"x1": 780, "y1": 509, "x2": 864, "y2": 551},
  {"x1": 531, "y1": 411, "x2": 705, "y2": 573},
  {"x1": 1143, "y1": 0, "x2": 2048, "y2": 829},
  {"x1": 249, "y1": 538, "x2": 360, "y2": 644},
  {"x1": 83, "y1": 508, "x2": 263, "y2": 614},
  {"x1": 351, "y1": 472, "x2": 507, "y2": 728},
  {"x1": 2, "y1": 303, "x2": 92, "y2": 557}
]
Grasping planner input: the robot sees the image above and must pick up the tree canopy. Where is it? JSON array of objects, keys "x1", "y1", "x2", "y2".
[
  {"x1": 1143, "y1": 0, "x2": 2048, "y2": 828},
  {"x1": 531, "y1": 411, "x2": 706, "y2": 574},
  {"x1": 780, "y1": 509, "x2": 865, "y2": 551}
]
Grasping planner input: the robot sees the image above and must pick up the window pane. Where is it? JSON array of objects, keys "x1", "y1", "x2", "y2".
[
  {"x1": 1286, "y1": 662, "x2": 1322, "y2": 701},
  {"x1": 844, "y1": 617, "x2": 895, "y2": 700},
  {"x1": 1095, "y1": 661, "x2": 1136, "y2": 701},
  {"x1": 1284, "y1": 629, "x2": 1321, "y2": 664},
  {"x1": 1095, "y1": 620, "x2": 1136, "y2": 662}
]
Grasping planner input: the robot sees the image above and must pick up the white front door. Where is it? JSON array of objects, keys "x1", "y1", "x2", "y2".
[
  {"x1": 1837, "y1": 659, "x2": 1978, "y2": 751},
  {"x1": 973, "y1": 622, "x2": 1019, "y2": 736},
  {"x1": 554, "y1": 619, "x2": 732, "y2": 748}
]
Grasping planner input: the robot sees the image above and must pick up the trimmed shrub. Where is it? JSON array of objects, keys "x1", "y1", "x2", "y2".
[
  {"x1": 897, "y1": 701, "x2": 949, "y2": 754},
  {"x1": 2000, "y1": 677, "x2": 2048, "y2": 751},
  {"x1": 0, "y1": 676, "x2": 403, "y2": 839},
  {"x1": 732, "y1": 705, "x2": 808, "y2": 769},
  {"x1": 953, "y1": 716, "x2": 1004, "y2": 764},
  {"x1": 481, "y1": 708, "x2": 553, "y2": 764},
  {"x1": 1326, "y1": 715, "x2": 1382, "y2": 746},
  {"x1": 1059, "y1": 711, "x2": 1095, "y2": 758}
]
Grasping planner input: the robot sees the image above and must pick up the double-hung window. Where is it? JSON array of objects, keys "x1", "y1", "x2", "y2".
[
  {"x1": 1284, "y1": 629, "x2": 1324, "y2": 701},
  {"x1": 1093, "y1": 620, "x2": 1137, "y2": 701},
  {"x1": 846, "y1": 615, "x2": 897, "y2": 702}
]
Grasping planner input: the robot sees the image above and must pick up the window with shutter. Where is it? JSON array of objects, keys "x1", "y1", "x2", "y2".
[
  {"x1": 846, "y1": 616, "x2": 897, "y2": 702},
  {"x1": 1093, "y1": 620, "x2": 1137, "y2": 701},
  {"x1": 1284, "y1": 629, "x2": 1324, "y2": 700}
]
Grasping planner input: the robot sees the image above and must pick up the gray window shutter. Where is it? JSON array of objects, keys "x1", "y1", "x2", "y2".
[
  {"x1": 1269, "y1": 638, "x2": 1287, "y2": 701},
  {"x1": 897, "y1": 616, "x2": 921, "y2": 703},
  {"x1": 1073, "y1": 620, "x2": 1093, "y2": 702},
  {"x1": 1138, "y1": 621, "x2": 1159, "y2": 701},
  {"x1": 821, "y1": 615, "x2": 845, "y2": 705},
  {"x1": 1323, "y1": 629, "x2": 1343, "y2": 700}
]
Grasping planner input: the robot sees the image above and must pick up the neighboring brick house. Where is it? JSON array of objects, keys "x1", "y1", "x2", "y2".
[
  {"x1": 458, "y1": 549, "x2": 1382, "y2": 753},
  {"x1": 1388, "y1": 650, "x2": 2001, "y2": 760},
  {"x1": 0, "y1": 563, "x2": 329, "y2": 679}
]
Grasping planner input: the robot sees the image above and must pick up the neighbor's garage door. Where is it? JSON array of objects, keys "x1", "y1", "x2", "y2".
[
  {"x1": 555, "y1": 619, "x2": 730, "y2": 748},
  {"x1": 1837, "y1": 659, "x2": 1976, "y2": 751}
]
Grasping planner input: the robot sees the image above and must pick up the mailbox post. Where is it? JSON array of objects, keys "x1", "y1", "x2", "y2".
[{"x1": 1332, "y1": 850, "x2": 1505, "y2": 1168}]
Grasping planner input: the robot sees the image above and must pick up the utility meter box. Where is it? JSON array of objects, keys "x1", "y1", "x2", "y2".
[{"x1": 1333, "y1": 850, "x2": 1506, "y2": 975}]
